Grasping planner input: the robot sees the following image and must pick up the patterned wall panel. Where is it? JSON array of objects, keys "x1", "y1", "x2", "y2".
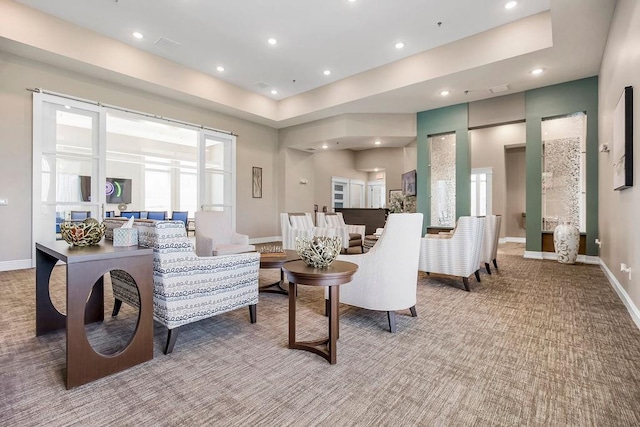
[
  {"x1": 541, "y1": 113, "x2": 586, "y2": 231},
  {"x1": 430, "y1": 133, "x2": 456, "y2": 226}
]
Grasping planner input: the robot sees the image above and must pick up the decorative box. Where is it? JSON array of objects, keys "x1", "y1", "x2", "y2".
[{"x1": 113, "y1": 228, "x2": 138, "y2": 247}]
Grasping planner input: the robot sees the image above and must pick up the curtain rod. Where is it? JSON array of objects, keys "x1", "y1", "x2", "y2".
[{"x1": 26, "y1": 87, "x2": 237, "y2": 137}]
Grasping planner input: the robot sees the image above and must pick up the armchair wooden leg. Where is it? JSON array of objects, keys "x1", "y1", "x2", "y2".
[
  {"x1": 111, "y1": 298, "x2": 122, "y2": 317},
  {"x1": 474, "y1": 270, "x2": 481, "y2": 282},
  {"x1": 249, "y1": 304, "x2": 257, "y2": 323},
  {"x1": 409, "y1": 306, "x2": 417, "y2": 317},
  {"x1": 387, "y1": 311, "x2": 397, "y2": 333},
  {"x1": 493, "y1": 258, "x2": 498, "y2": 269},
  {"x1": 164, "y1": 328, "x2": 179, "y2": 355},
  {"x1": 485, "y1": 262, "x2": 492, "y2": 274},
  {"x1": 462, "y1": 277, "x2": 471, "y2": 292}
]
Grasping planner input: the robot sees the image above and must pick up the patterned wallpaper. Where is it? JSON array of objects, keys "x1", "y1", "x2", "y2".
[{"x1": 430, "y1": 133, "x2": 456, "y2": 226}]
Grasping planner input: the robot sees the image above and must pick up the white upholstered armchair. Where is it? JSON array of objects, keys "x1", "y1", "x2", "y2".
[
  {"x1": 327, "y1": 213, "x2": 423, "y2": 333},
  {"x1": 104, "y1": 219, "x2": 260, "y2": 354},
  {"x1": 418, "y1": 216, "x2": 485, "y2": 292},
  {"x1": 479, "y1": 215, "x2": 502, "y2": 274},
  {"x1": 195, "y1": 210, "x2": 255, "y2": 256},
  {"x1": 280, "y1": 212, "x2": 319, "y2": 250},
  {"x1": 316, "y1": 212, "x2": 366, "y2": 252}
]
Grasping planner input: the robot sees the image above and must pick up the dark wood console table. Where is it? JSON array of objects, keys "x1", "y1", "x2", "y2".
[
  {"x1": 35, "y1": 240, "x2": 153, "y2": 389},
  {"x1": 283, "y1": 260, "x2": 357, "y2": 364}
]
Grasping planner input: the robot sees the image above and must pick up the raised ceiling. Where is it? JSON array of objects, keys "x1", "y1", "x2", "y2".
[
  {"x1": 13, "y1": 0, "x2": 550, "y2": 99},
  {"x1": 0, "y1": 0, "x2": 617, "y2": 151}
]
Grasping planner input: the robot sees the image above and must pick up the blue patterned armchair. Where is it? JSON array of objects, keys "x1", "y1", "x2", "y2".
[{"x1": 104, "y1": 219, "x2": 260, "y2": 354}]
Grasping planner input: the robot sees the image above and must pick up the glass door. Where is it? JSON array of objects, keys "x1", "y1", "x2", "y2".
[
  {"x1": 33, "y1": 93, "x2": 106, "y2": 261},
  {"x1": 199, "y1": 129, "x2": 236, "y2": 227}
]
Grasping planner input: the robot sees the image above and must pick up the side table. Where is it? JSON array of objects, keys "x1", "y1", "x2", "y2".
[
  {"x1": 259, "y1": 250, "x2": 300, "y2": 295},
  {"x1": 36, "y1": 240, "x2": 154, "y2": 389},
  {"x1": 283, "y1": 260, "x2": 358, "y2": 364}
]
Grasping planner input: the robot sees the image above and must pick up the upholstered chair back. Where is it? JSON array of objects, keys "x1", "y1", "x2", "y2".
[
  {"x1": 280, "y1": 213, "x2": 316, "y2": 250},
  {"x1": 334, "y1": 213, "x2": 424, "y2": 312}
]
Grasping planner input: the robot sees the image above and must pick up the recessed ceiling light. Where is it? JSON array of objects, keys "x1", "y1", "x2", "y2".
[
  {"x1": 267, "y1": 38, "x2": 277, "y2": 45},
  {"x1": 322, "y1": 144, "x2": 329, "y2": 149},
  {"x1": 271, "y1": 90, "x2": 278, "y2": 95},
  {"x1": 216, "y1": 66, "x2": 225, "y2": 72},
  {"x1": 440, "y1": 90, "x2": 450, "y2": 96},
  {"x1": 323, "y1": 70, "x2": 331, "y2": 76},
  {"x1": 64, "y1": 105, "x2": 71, "y2": 109},
  {"x1": 132, "y1": 32, "x2": 143, "y2": 39},
  {"x1": 505, "y1": 1, "x2": 517, "y2": 9},
  {"x1": 348, "y1": 0, "x2": 357, "y2": 2},
  {"x1": 531, "y1": 68, "x2": 544, "y2": 75},
  {"x1": 374, "y1": 140, "x2": 382, "y2": 145},
  {"x1": 395, "y1": 42, "x2": 405, "y2": 49},
  {"x1": 374, "y1": 168, "x2": 379, "y2": 172}
]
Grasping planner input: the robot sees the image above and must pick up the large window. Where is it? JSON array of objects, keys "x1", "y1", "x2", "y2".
[
  {"x1": 32, "y1": 91, "x2": 236, "y2": 262},
  {"x1": 145, "y1": 168, "x2": 171, "y2": 211},
  {"x1": 471, "y1": 168, "x2": 492, "y2": 217}
]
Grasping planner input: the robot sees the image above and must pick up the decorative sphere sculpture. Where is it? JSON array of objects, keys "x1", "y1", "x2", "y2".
[
  {"x1": 60, "y1": 218, "x2": 105, "y2": 246},
  {"x1": 295, "y1": 236, "x2": 342, "y2": 268}
]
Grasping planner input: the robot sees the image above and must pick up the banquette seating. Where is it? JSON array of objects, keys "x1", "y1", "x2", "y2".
[{"x1": 104, "y1": 219, "x2": 260, "y2": 354}]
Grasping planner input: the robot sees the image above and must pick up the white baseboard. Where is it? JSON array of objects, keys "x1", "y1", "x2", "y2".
[
  {"x1": 524, "y1": 251, "x2": 543, "y2": 259},
  {"x1": 501, "y1": 237, "x2": 526, "y2": 243},
  {"x1": 0, "y1": 259, "x2": 33, "y2": 272},
  {"x1": 249, "y1": 236, "x2": 281, "y2": 244},
  {"x1": 600, "y1": 259, "x2": 640, "y2": 331},
  {"x1": 523, "y1": 251, "x2": 599, "y2": 265}
]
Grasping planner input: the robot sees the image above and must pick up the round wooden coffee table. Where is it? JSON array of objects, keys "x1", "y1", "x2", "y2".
[
  {"x1": 259, "y1": 250, "x2": 300, "y2": 295},
  {"x1": 283, "y1": 260, "x2": 358, "y2": 364}
]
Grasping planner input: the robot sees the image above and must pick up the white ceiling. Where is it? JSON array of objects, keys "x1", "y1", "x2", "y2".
[
  {"x1": 14, "y1": 0, "x2": 550, "y2": 100},
  {"x1": 3, "y1": 0, "x2": 617, "y2": 151}
]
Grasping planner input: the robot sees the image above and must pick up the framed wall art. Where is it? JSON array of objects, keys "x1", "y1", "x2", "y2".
[
  {"x1": 252, "y1": 166, "x2": 263, "y2": 198},
  {"x1": 401, "y1": 169, "x2": 417, "y2": 196},
  {"x1": 613, "y1": 86, "x2": 633, "y2": 191}
]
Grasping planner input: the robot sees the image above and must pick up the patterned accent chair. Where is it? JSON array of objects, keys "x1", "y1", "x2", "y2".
[
  {"x1": 195, "y1": 211, "x2": 255, "y2": 256},
  {"x1": 418, "y1": 216, "x2": 485, "y2": 292},
  {"x1": 104, "y1": 219, "x2": 260, "y2": 354},
  {"x1": 316, "y1": 212, "x2": 366, "y2": 253},
  {"x1": 327, "y1": 213, "x2": 423, "y2": 332},
  {"x1": 479, "y1": 215, "x2": 502, "y2": 274}
]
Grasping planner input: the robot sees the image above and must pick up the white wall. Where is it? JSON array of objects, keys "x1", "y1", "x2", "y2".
[
  {"x1": 355, "y1": 145, "x2": 417, "y2": 202},
  {"x1": 598, "y1": 0, "x2": 640, "y2": 316},
  {"x1": 470, "y1": 123, "x2": 527, "y2": 238},
  {"x1": 0, "y1": 52, "x2": 279, "y2": 266},
  {"x1": 505, "y1": 147, "x2": 527, "y2": 238},
  {"x1": 312, "y1": 150, "x2": 368, "y2": 212}
]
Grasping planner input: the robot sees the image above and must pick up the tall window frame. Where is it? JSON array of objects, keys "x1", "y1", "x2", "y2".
[{"x1": 32, "y1": 90, "x2": 236, "y2": 264}]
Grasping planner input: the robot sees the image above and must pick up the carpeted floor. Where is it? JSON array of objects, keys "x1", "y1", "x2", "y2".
[{"x1": 2, "y1": 253, "x2": 640, "y2": 426}]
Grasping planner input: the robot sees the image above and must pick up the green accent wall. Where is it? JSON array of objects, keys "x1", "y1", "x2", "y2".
[
  {"x1": 525, "y1": 76, "x2": 599, "y2": 255},
  {"x1": 417, "y1": 103, "x2": 470, "y2": 234}
]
